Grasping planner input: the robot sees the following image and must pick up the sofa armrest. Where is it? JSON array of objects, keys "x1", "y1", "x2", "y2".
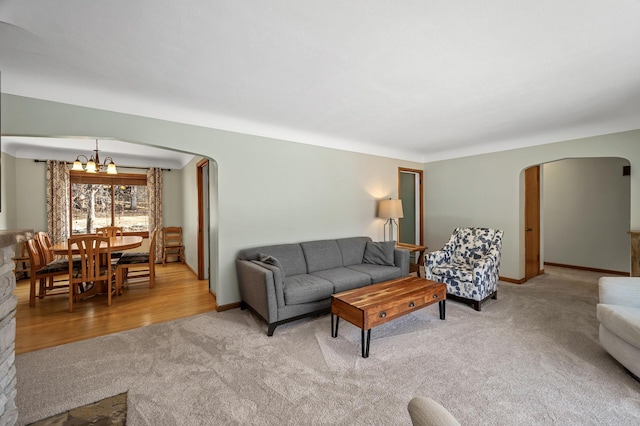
[
  {"x1": 599, "y1": 277, "x2": 640, "y2": 309},
  {"x1": 408, "y1": 396, "x2": 460, "y2": 426},
  {"x1": 394, "y1": 248, "x2": 410, "y2": 276},
  {"x1": 236, "y1": 259, "x2": 280, "y2": 323}
]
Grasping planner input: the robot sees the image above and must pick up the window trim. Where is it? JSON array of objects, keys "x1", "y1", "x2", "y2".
[{"x1": 69, "y1": 171, "x2": 149, "y2": 236}]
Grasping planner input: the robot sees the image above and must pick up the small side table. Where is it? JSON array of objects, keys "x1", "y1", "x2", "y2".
[{"x1": 396, "y1": 243, "x2": 427, "y2": 275}]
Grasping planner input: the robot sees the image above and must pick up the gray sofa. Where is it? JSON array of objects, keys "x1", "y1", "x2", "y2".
[{"x1": 236, "y1": 237, "x2": 410, "y2": 335}]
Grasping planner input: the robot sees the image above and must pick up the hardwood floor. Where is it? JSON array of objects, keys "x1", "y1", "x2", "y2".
[{"x1": 14, "y1": 263, "x2": 217, "y2": 355}]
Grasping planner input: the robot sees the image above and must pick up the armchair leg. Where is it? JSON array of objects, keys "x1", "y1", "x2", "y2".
[
  {"x1": 491, "y1": 290, "x2": 498, "y2": 300},
  {"x1": 473, "y1": 300, "x2": 481, "y2": 311}
]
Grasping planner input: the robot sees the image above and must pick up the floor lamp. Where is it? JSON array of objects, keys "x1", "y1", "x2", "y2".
[{"x1": 378, "y1": 199, "x2": 404, "y2": 242}]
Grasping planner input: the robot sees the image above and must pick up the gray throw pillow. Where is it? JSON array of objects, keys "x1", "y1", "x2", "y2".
[
  {"x1": 362, "y1": 241, "x2": 395, "y2": 266},
  {"x1": 259, "y1": 253, "x2": 286, "y2": 277}
]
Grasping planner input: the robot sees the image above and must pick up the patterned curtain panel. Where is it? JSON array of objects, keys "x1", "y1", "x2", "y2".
[
  {"x1": 46, "y1": 160, "x2": 70, "y2": 245},
  {"x1": 147, "y1": 168, "x2": 163, "y2": 263}
]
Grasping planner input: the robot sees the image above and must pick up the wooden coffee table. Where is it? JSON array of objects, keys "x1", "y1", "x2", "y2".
[{"x1": 331, "y1": 276, "x2": 446, "y2": 358}]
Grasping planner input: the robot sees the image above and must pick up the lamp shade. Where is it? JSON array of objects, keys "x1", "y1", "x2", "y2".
[
  {"x1": 85, "y1": 159, "x2": 97, "y2": 173},
  {"x1": 71, "y1": 159, "x2": 84, "y2": 171},
  {"x1": 106, "y1": 161, "x2": 118, "y2": 175},
  {"x1": 378, "y1": 199, "x2": 404, "y2": 219}
]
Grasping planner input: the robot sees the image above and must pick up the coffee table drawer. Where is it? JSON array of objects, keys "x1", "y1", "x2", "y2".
[
  {"x1": 366, "y1": 288, "x2": 445, "y2": 328},
  {"x1": 428, "y1": 286, "x2": 446, "y2": 303}
]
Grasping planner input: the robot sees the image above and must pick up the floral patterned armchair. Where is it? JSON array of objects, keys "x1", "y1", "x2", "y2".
[{"x1": 424, "y1": 227, "x2": 503, "y2": 311}]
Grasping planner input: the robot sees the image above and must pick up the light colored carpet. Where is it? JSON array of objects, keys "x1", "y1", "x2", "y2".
[{"x1": 15, "y1": 267, "x2": 640, "y2": 425}]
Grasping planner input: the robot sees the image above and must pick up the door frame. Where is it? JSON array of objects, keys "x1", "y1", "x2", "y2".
[
  {"x1": 398, "y1": 168, "x2": 424, "y2": 245},
  {"x1": 524, "y1": 165, "x2": 541, "y2": 281},
  {"x1": 196, "y1": 159, "x2": 209, "y2": 280}
]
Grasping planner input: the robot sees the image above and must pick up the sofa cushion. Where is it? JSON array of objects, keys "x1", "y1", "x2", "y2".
[
  {"x1": 363, "y1": 241, "x2": 395, "y2": 266},
  {"x1": 240, "y1": 243, "x2": 307, "y2": 276},
  {"x1": 252, "y1": 260, "x2": 284, "y2": 285},
  {"x1": 311, "y1": 267, "x2": 372, "y2": 293},
  {"x1": 259, "y1": 254, "x2": 285, "y2": 277},
  {"x1": 300, "y1": 240, "x2": 343, "y2": 273},
  {"x1": 597, "y1": 304, "x2": 640, "y2": 348},
  {"x1": 283, "y1": 274, "x2": 335, "y2": 305},
  {"x1": 337, "y1": 237, "x2": 370, "y2": 266},
  {"x1": 347, "y1": 264, "x2": 402, "y2": 283}
]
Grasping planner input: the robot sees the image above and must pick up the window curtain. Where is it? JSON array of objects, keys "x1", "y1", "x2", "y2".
[
  {"x1": 46, "y1": 160, "x2": 70, "y2": 245},
  {"x1": 147, "y1": 168, "x2": 163, "y2": 263}
]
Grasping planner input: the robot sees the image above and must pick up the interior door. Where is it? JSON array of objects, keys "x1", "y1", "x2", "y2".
[{"x1": 525, "y1": 165, "x2": 541, "y2": 280}]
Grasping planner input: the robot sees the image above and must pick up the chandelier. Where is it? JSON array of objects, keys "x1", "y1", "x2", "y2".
[{"x1": 71, "y1": 139, "x2": 118, "y2": 174}]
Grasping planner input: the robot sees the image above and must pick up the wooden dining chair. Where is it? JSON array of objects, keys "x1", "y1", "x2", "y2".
[
  {"x1": 162, "y1": 226, "x2": 185, "y2": 266},
  {"x1": 35, "y1": 231, "x2": 58, "y2": 263},
  {"x1": 95, "y1": 226, "x2": 123, "y2": 237},
  {"x1": 25, "y1": 239, "x2": 70, "y2": 308},
  {"x1": 116, "y1": 228, "x2": 158, "y2": 292},
  {"x1": 68, "y1": 235, "x2": 117, "y2": 313},
  {"x1": 13, "y1": 240, "x2": 30, "y2": 280},
  {"x1": 34, "y1": 231, "x2": 78, "y2": 291},
  {"x1": 96, "y1": 226, "x2": 125, "y2": 259}
]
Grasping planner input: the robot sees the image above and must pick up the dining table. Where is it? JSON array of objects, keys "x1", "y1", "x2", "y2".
[
  {"x1": 49, "y1": 235, "x2": 143, "y2": 255},
  {"x1": 49, "y1": 235, "x2": 143, "y2": 300}
]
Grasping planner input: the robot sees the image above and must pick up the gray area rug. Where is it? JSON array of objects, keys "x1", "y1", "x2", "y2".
[{"x1": 15, "y1": 267, "x2": 640, "y2": 425}]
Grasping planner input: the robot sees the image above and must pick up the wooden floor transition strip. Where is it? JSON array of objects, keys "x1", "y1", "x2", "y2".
[{"x1": 27, "y1": 392, "x2": 127, "y2": 426}]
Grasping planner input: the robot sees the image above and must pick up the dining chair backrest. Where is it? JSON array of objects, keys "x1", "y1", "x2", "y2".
[
  {"x1": 161, "y1": 226, "x2": 185, "y2": 265},
  {"x1": 34, "y1": 231, "x2": 55, "y2": 263},
  {"x1": 149, "y1": 227, "x2": 158, "y2": 264},
  {"x1": 96, "y1": 226, "x2": 124, "y2": 237},
  {"x1": 163, "y1": 226, "x2": 183, "y2": 247},
  {"x1": 67, "y1": 235, "x2": 116, "y2": 312},
  {"x1": 25, "y1": 239, "x2": 44, "y2": 272},
  {"x1": 68, "y1": 235, "x2": 112, "y2": 284},
  {"x1": 13, "y1": 240, "x2": 31, "y2": 279}
]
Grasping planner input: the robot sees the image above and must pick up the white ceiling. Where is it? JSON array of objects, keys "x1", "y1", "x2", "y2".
[
  {"x1": 1, "y1": 136, "x2": 194, "y2": 170},
  {"x1": 1, "y1": 1, "x2": 640, "y2": 163}
]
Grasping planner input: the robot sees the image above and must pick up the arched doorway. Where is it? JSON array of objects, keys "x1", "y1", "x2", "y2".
[{"x1": 523, "y1": 157, "x2": 631, "y2": 282}]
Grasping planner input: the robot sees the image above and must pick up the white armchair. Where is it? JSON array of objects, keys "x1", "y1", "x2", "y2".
[
  {"x1": 597, "y1": 277, "x2": 640, "y2": 380},
  {"x1": 424, "y1": 227, "x2": 503, "y2": 311},
  {"x1": 408, "y1": 397, "x2": 460, "y2": 426}
]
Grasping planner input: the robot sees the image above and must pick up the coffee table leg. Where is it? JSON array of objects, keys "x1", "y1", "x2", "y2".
[
  {"x1": 439, "y1": 300, "x2": 446, "y2": 320},
  {"x1": 361, "y1": 329, "x2": 371, "y2": 358},
  {"x1": 331, "y1": 314, "x2": 339, "y2": 338}
]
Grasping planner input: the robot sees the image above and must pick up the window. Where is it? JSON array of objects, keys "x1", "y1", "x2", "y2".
[{"x1": 70, "y1": 171, "x2": 148, "y2": 235}]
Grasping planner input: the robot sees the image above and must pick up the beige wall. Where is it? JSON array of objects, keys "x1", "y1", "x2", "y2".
[
  {"x1": 181, "y1": 156, "x2": 200, "y2": 272},
  {"x1": 161, "y1": 166, "x2": 183, "y2": 228},
  {"x1": 543, "y1": 158, "x2": 630, "y2": 273},
  {"x1": 15, "y1": 158, "x2": 46, "y2": 231},
  {"x1": 0, "y1": 152, "x2": 17, "y2": 229},
  {"x1": 1, "y1": 94, "x2": 422, "y2": 305},
  {"x1": 424, "y1": 130, "x2": 640, "y2": 280}
]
